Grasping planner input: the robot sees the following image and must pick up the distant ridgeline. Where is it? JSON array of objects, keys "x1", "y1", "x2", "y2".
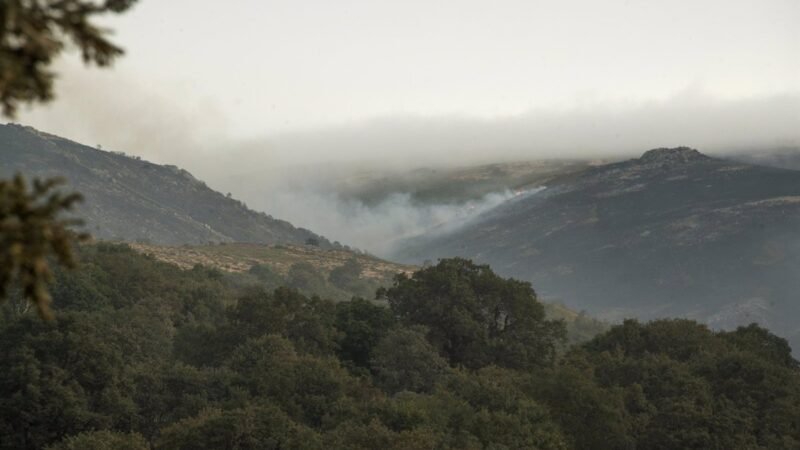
[
  {"x1": 396, "y1": 147, "x2": 800, "y2": 352},
  {"x1": 0, "y1": 123, "x2": 330, "y2": 247}
]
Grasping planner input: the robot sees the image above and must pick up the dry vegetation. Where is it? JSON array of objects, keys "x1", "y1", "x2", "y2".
[{"x1": 129, "y1": 242, "x2": 416, "y2": 282}]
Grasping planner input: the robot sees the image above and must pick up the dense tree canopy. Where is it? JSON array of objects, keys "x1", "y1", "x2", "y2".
[
  {"x1": 380, "y1": 258, "x2": 565, "y2": 369},
  {"x1": 1, "y1": 246, "x2": 798, "y2": 449}
]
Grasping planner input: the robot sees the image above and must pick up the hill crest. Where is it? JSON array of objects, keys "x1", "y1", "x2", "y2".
[{"x1": 0, "y1": 123, "x2": 331, "y2": 247}]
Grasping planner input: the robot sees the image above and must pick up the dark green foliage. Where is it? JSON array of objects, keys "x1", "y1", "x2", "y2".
[
  {"x1": 323, "y1": 419, "x2": 441, "y2": 450},
  {"x1": 226, "y1": 287, "x2": 340, "y2": 357},
  {"x1": 0, "y1": 175, "x2": 88, "y2": 318},
  {"x1": 248, "y1": 263, "x2": 285, "y2": 290},
  {"x1": 328, "y1": 258, "x2": 380, "y2": 299},
  {"x1": 329, "y1": 258, "x2": 362, "y2": 290},
  {"x1": 49, "y1": 243, "x2": 231, "y2": 319},
  {"x1": 0, "y1": 313, "x2": 136, "y2": 449},
  {"x1": 435, "y1": 367, "x2": 568, "y2": 449},
  {"x1": 380, "y1": 258, "x2": 565, "y2": 369},
  {"x1": 564, "y1": 319, "x2": 800, "y2": 449},
  {"x1": 156, "y1": 404, "x2": 322, "y2": 450},
  {"x1": 1, "y1": 250, "x2": 798, "y2": 449},
  {"x1": 287, "y1": 262, "x2": 329, "y2": 295},
  {"x1": 45, "y1": 430, "x2": 149, "y2": 450},
  {"x1": 0, "y1": 0, "x2": 137, "y2": 116},
  {"x1": 721, "y1": 323, "x2": 798, "y2": 369},
  {"x1": 370, "y1": 326, "x2": 450, "y2": 394},
  {"x1": 334, "y1": 298, "x2": 395, "y2": 368},
  {"x1": 532, "y1": 363, "x2": 634, "y2": 450}
]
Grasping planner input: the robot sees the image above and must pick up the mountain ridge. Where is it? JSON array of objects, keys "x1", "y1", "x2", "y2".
[{"x1": 0, "y1": 123, "x2": 331, "y2": 247}]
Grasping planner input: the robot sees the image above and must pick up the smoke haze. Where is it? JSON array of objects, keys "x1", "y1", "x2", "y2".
[{"x1": 13, "y1": 79, "x2": 800, "y2": 253}]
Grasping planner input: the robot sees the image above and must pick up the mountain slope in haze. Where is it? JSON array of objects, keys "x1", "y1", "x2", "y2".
[
  {"x1": 395, "y1": 147, "x2": 800, "y2": 348},
  {"x1": 0, "y1": 124, "x2": 330, "y2": 246},
  {"x1": 332, "y1": 159, "x2": 593, "y2": 206}
]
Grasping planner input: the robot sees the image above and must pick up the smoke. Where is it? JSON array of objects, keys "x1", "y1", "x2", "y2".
[
  {"x1": 14, "y1": 60, "x2": 228, "y2": 167},
  {"x1": 255, "y1": 188, "x2": 536, "y2": 256}
]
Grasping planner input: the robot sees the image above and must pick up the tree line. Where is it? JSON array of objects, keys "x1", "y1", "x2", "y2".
[{"x1": 0, "y1": 243, "x2": 797, "y2": 449}]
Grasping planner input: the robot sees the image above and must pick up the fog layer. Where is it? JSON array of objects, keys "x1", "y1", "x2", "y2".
[{"x1": 15, "y1": 84, "x2": 800, "y2": 253}]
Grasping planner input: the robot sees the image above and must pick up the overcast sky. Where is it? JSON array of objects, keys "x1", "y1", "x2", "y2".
[{"x1": 12, "y1": 0, "x2": 800, "y2": 169}]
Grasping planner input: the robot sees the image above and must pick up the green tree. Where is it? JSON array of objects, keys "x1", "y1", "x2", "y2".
[
  {"x1": 156, "y1": 405, "x2": 323, "y2": 450},
  {"x1": 370, "y1": 326, "x2": 450, "y2": 394},
  {"x1": 324, "y1": 419, "x2": 441, "y2": 450},
  {"x1": 0, "y1": 313, "x2": 136, "y2": 449},
  {"x1": 532, "y1": 362, "x2": 634, "y2": 450},
  {"x1": 224, "y1": 334, "x2": 368, "y2": 428},
  {"x1": 382, "y1": 367, "x2": 569, "y2": 449},
  {"x1": 286, "y1": 262, "x2": 328, "y2": 295},
  {"x1": 329, "y1": 258, "x2": 362, "y2": 291},
  {"x1": 721, "y1": 323, "x2": 798, "y2": 368},
  {"x1": 248, "y1": 263, "x2": 285, "y2": 290},
  {"x1": 572, "y1": 319, "x2": 800, "y2": 449},
  {"x1": 380, "y1": 258, "x2": 565, "y2": 370},
  {"x1": 334, "y1": 298, "x2": 395, "y2": 368},
  {"x1": 45, "y1": 430, "x2": 149, "y2": 450},
  {"x1": 227, "y1": 287, "x2": 340, "y2": 356}
]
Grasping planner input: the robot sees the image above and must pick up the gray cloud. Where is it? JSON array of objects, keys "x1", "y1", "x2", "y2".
[
  {"x1": 15, "y1": 61, "x2": 229, "y2": 168},
  {"x1": 209, "y1": 91, "x2": 799, "y2": 177}
]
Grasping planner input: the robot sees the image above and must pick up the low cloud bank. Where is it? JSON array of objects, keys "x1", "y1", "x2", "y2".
[{"x1": 209, "y1": 91, "x2": 799, "y2": 176}]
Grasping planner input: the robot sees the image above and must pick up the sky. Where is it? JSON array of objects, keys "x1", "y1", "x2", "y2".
[
  {"x1": 97, "y1": 0, "x2": 798, "y2": 136},
  {"x1": 14, "y1": 0, "x2": 799, "y2": 153},
  {"x1": 9, "y1": 0, "x2": 800, "y2": 250}
]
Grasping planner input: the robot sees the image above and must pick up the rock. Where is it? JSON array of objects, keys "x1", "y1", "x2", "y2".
[{"x1": 639, "y1": 147, "x2": 710, "y2": 165}]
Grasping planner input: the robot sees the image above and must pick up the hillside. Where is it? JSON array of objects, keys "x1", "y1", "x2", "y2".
[
  {"x1": 396, "y1": 147, "x2": 800, "y2": 349},
  {"x1": 730, "y1": 146, "x2": 800, "y2": 171},
  {"x1": 129, "y1": 242, "x2": 412, "y2": 278},
  {"x1": 0, "y1": 123, "x2": 329, "y2": 246},
  {"x1": 129, "y1": 242, "x2": 415, "y2": 301},
  {"x1": 331, "y1": 159, "x2": 594, "y2": 206}
]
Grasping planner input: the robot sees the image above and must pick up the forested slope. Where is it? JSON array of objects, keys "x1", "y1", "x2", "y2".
[{"x1": 0, "y1": 244, "x2": 797, "y2": 449}]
